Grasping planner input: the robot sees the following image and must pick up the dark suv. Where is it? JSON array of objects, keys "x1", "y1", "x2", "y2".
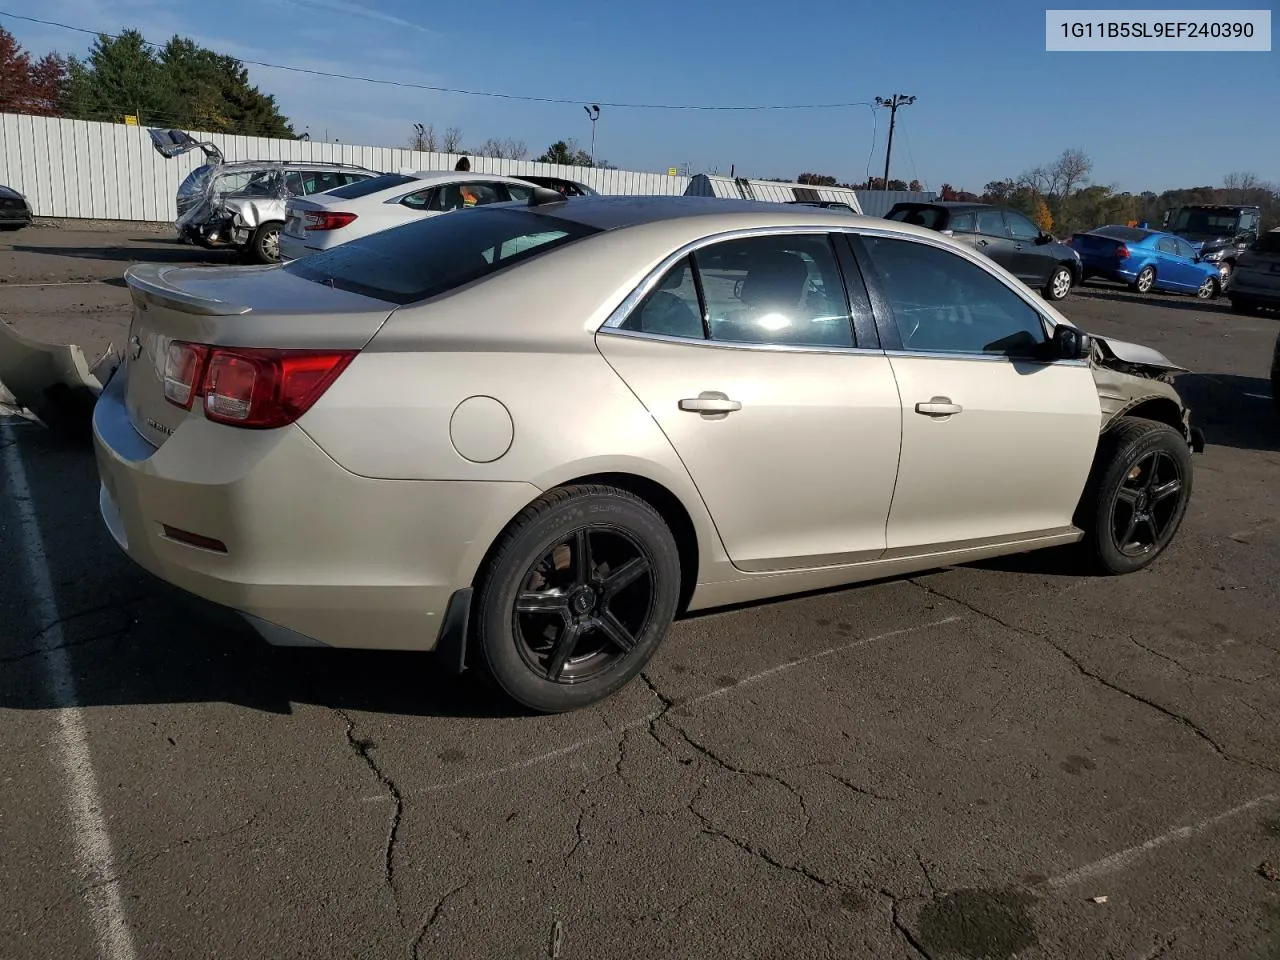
[
  {"x1": 1163, "y1": 204, "x2": 1262, "y2": 288},
  {"x1": 884, "y1": 201, "x2": 1082, "y2": 301}
]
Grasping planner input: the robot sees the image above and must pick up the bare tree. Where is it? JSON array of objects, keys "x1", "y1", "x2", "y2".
[
  {"x1": 474, "y1": 136, "x2": 528, "y2": 160},
  {"x1": 441, "y1": 125, "x2": 464, "y2": 153},
  {"x1": 1224, "y1": 171, "x2": 1261, "y2": 201},
  {"x1": 1052, "y1": 148, "x2": 1092, "y2": 199},
  {"x1": 1017, "y1": 165, "x2": 1060, "y2": 200},
  {"x1": 409, "y1": 122, "x2": 436, "y2": 152}
]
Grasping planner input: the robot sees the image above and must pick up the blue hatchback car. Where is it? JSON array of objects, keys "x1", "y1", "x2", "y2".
[{"x1": 1069, "y1": 224, "x2": 1222, "y2": 299}]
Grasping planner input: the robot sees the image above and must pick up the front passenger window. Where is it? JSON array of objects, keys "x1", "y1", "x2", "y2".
[
  {"x1": 858, "y1": 236, "x2": 1048, "y2": 358},
  {"x1": 975, "y1": 210, "x2": 1008, "y2": 238}
]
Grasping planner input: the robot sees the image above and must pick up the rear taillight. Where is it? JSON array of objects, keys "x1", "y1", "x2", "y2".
[
  {"x1": 304, "y1": 211, "x2": 358, "y2": 231},
  {"x1": 1063, "y1": 237, "x2": 1073, "y2": 247},
  {"x1": 162, "y1": 341, "x2": 209, "y2": 409},
  {"x1": 162, "y1": 342, "x2": 357, "y2": 429},
  {"x1": 1115, "y1": 245, "x2": 1130, "y2": 259}
]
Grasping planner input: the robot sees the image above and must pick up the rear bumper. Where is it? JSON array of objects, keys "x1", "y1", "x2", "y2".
[
  {"x1": 277, "y1": 233, "x2": 322, "y2": 261},
  {"x1": 91, "y1": 372, "x2": 538, "y2": 651}
]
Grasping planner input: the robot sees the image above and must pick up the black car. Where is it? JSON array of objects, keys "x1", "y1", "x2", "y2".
[
  {"x1": 513, "y1": 175, "x2": 597, "y2": 197},
  {"x1": 1271, "y1": 329, "x2": 1280, "y2": 416},
  {"x1": 786, "y1": 200, "x2": 856, "y2": 211},
  {"x1": 1164, "y1": 203, "x2": 1262, "y2": 287},
  {"x1": 0, "y1": 184, "x2": 33, "y2": 230},
  {"x1": 884, "y1": 201, "x2": 1082, "y2": 302}
]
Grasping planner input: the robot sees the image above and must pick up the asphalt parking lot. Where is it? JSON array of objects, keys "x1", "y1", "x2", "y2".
[{"x1": 4, "y1": 226, "x2": 1280, "y2": 960}]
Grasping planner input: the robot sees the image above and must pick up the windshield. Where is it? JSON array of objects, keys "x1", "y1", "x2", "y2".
[
  {"x1": 325, "y1": 173, "x2": 418, "y2": 199},
  {"x1": 285, "y1": 207, "x2": 602, "y2": 304},
  {"x1": 1252, "y1": 231, "x2": 1280, "y2": 256},
  {"x1": 1170, "y1": 209, "x2": 1240, "y2": 235}
]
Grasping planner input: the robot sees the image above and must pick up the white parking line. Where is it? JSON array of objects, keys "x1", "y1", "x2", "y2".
[
  {"x1": 418, "y1": 615, "x2": 962, "y2": 795},
  {"x1": 0, "y1": 418, "x2": 137, "y2": 960},
  {"x1": 1045, "y1": 793, "x2": 1279, "y2": 891},
  {"x1": 1243, "y1": 393, "x2": 1272, "y2": 401}
]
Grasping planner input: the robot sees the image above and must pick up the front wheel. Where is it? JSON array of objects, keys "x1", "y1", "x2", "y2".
[
  {"x1": 1043, "y1": 264, "x2": 1073, "y2": 302},
  {"x1": 473, "y1": 485, "x2": 682, "y2": 713},
  {"x1": 249, "y1": 221, "x2": 283, "y2": 264},
  {"x1": 1130, "y1": 265, "x2": 1156, "y2": 294},
  {"x1": 1196, "y1": 276, "x2": 1219, "y2": 300},
  {"x1": 1075, "y1": 417, "x2": 1193, "y2": 575}
]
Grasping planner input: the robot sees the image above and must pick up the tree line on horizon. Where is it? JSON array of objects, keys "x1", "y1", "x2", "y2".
[{"x1": 789, "y1": 149, "x2": 1278, "y2": 236}]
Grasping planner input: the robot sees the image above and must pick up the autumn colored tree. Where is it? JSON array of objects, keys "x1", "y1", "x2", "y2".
[
  {"x1": 1031, "y1": 194, "x2": 1053, "y2": 233},
  {"x1": 0, "y1": 26, "x2": 65, "y2": 116}
]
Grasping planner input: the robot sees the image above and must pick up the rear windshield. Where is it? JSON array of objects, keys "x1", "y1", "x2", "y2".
[
  {"x1": 286, "y1": 207, "x2": 602, "y2": 304},
  {"x1": 886, "y1": 205, "x2": 946, "y2": 229},
  {"x1": 1091, "y1": 225, "x2": 1151, "y2": 242},
  {"x1": 325, "y1": 173, "x2": 418, "y2": 199},
  {"x1": 1253, "y1": 231, "x2": 1280, "y2": 255}
]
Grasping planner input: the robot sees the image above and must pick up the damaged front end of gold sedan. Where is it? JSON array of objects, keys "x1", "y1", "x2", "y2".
[{"x1": 1089, "y1": 333, "x2": 1205, "y2": 454}]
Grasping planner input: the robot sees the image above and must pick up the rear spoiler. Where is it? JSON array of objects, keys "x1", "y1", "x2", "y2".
[
  {"x1": 147, "y1": 128, "x2": 224, "y2": 165},
  {"x1": 124, "y1": 263, "x2": 252, "y2": 317}
]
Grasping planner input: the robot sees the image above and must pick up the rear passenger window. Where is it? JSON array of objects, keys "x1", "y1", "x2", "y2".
[
  {"x1": 948, "y1": 212, "x2": 975, "y2": 233},
  {"x1": 1157, "y1": 238, "x2": 1177, "y2": 254},
  {"x1": 695, "y1": 235, "x2": 853, "y2": 347},
  {"x1": 975, "y1": 210, "x2": 1008, "y2": 237},
  {"x1": 619, "y1": 258, "x2": 705, "y2": 339}
]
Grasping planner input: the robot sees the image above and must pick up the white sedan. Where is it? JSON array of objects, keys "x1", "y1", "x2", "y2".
[{"x1": 278, "y1": 170, "x2": 544, "y2": 261}]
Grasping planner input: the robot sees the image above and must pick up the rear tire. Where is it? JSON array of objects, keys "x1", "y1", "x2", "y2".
[
  {"x1": 473, "y1": 484, "x2": 681, "y2": 714},
  {"x1": 1075, "y1": 417, "x2": 1193, "y2": 575},
  {"x1": 249, "y1": 221, "x2": 283, "y2": 264},
  {"x1": 1130, "y1": 265, "x2": 1156, "y2": 294}
]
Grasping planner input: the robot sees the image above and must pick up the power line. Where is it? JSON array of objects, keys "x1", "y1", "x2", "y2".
[{"x1": 0, "y1": 11, "x2": 879, "y2": 113}]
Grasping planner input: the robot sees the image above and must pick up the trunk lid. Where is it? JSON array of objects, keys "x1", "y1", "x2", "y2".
[{"x1": 121, "y1": 262, "x2": 395, "y2": 448}]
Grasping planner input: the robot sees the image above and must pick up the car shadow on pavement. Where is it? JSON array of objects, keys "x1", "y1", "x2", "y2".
[
  {"x1": 1076, "y1": 287, "x2": 1233, "y2": 314},
  {"x1": 0, "y1": 418, "x2": 524, "y2": 720},
  {"x1": 10, "y1": 244, "x2": 238, "y2": 266},
  {"x1": 1174, "y1": 373, "x2": 1280, "y2": 453}
]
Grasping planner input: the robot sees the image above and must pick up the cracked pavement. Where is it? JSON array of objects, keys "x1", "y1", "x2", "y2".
[{"x1": 4, "y1": 229, "x2": 1280, "y2": 959}]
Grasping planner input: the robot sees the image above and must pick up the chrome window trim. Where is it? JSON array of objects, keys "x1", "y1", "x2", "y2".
[
  {"x1": 597, "y1": 222, "x2": 1084, "y2": 367},
  {"x1": 597, "y1": 224, "x2": 861, "y2": 334},
  {"x1": 884, "y1": 349, "x2": 1090, "y2": 367},
  {"x1": 603, "y1": 325, "x2": 887, "y2": 357}
]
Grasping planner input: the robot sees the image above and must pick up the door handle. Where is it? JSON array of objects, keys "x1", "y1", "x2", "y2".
[
  {"x1": 977, "y1": 239, "x2": 990, "y2": 246},
  {"x1": 915, "y1": 397, "x2": 963, "y2": 417},
  {"x1": 679, "y1": 391, "x2": 742, "y2": 418}
]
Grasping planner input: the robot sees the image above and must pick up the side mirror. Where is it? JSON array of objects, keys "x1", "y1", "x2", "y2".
[
  {"x1": 1051, "y1": 324, "x2": 1091, "y2": 360},
  {"x1": 1036, "y1": 233, "x2": 1053, "y2": 245}
]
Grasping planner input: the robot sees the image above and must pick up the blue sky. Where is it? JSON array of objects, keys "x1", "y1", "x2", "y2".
[{"x1": 1, "y1": 0, "x2": 1276, "y2": 192}]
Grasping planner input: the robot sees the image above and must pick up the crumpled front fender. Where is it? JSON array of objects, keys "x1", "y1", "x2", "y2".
[{"x1": 0, "y1": 321, "x2": 119, "y2": 439}]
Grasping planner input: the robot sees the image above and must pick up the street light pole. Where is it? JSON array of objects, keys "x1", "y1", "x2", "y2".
[
  {"x1": 584, "y1": 104, "x2": 600, "y2": 165},
  {"x1": 874, "y1": 94, "x2": 916, "y2": 188}
]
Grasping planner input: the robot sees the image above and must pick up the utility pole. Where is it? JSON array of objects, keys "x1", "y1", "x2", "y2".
[
  {"x1": 874, "y1": 94, "x2": 916, "y2": 188},
  {"x1": 583, "y1": 104, "x2": 600, "y2": 165}
]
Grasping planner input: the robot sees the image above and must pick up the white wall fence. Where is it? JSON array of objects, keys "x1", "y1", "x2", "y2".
[{"x1": 0, "y1": 113, "x2": 693, "y2": 222}]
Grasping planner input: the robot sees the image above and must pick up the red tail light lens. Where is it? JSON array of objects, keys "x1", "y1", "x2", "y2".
[
  {"x1": 162, "y1": 343, "x2": 357, "y2": 429},
  {"x1": 162, "y1": 341, "x2": 209, "y2": 409},
  {"x1": 1115, "y1": 245, "x2": 1130, "y2": 259},
  {"x1": 304, "y1": 211, "x2": 358, "y2": 231}
]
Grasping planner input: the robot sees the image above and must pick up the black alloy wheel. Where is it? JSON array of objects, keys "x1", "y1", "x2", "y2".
[
  {"x1": 1109, "y1": 449, "x2": 1184, "y2": 558},
  {"x1": 513, "y1": 526, "x2": 656, "y2": 684}
]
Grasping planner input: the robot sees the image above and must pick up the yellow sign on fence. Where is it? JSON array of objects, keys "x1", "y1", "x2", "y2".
[
  {"x1": 123, "y1": 115, "x2": 139, "y2": 126},
  {"x1": 668, "y1": 167, "x2": 678, "y2": 176}
]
